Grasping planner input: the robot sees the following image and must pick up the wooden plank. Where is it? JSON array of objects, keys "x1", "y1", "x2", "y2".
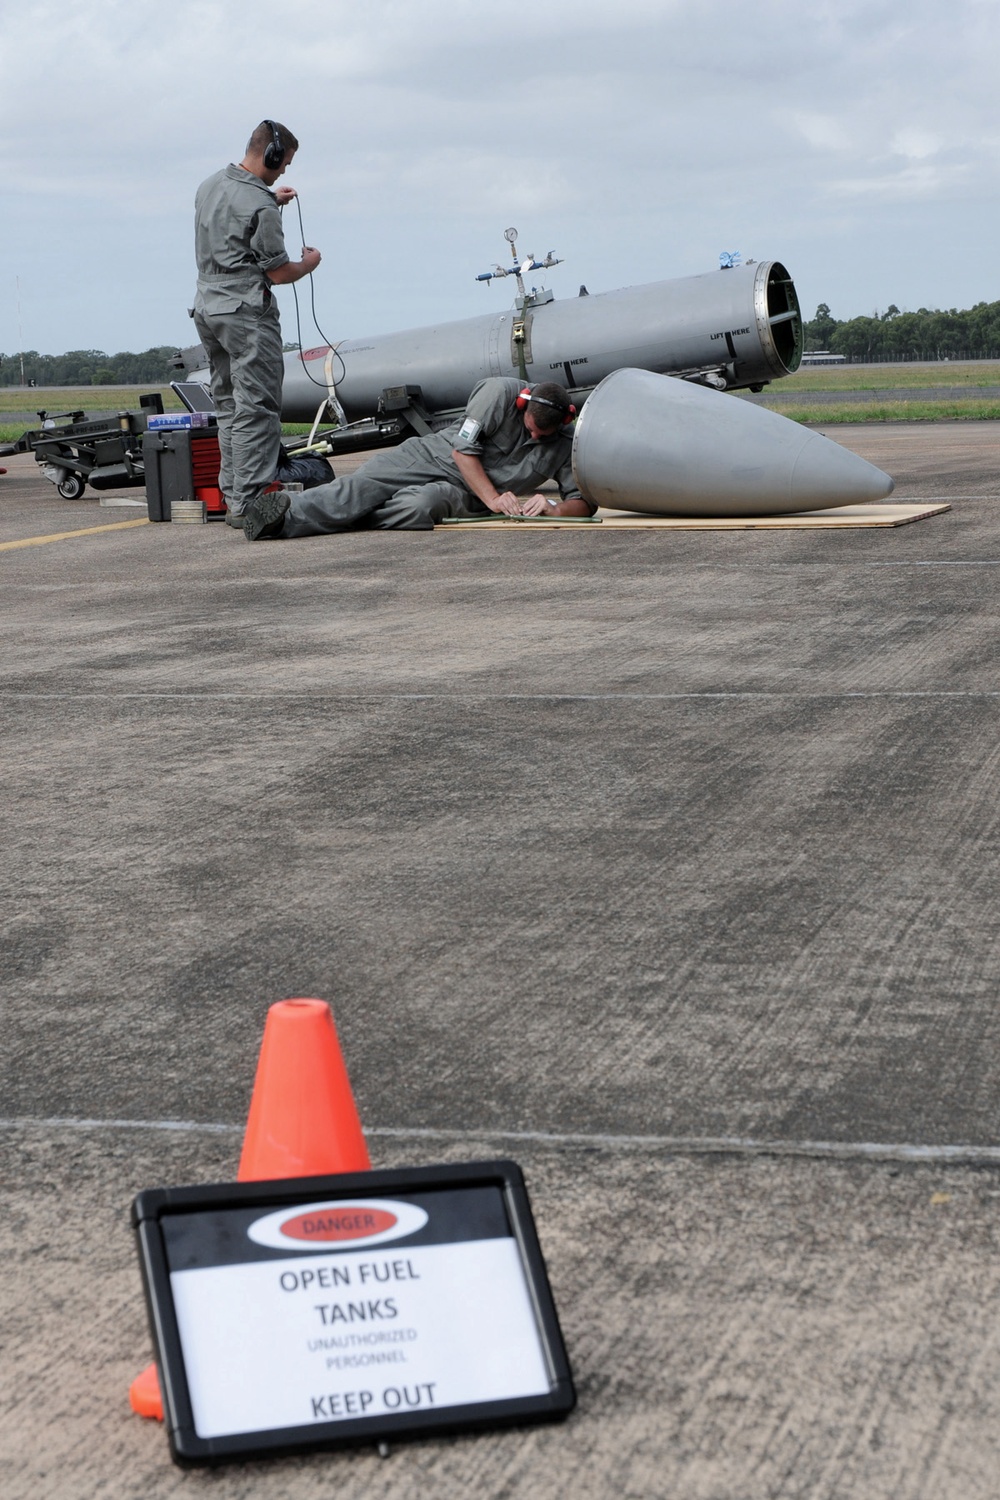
[
  {"x1": 437, "y1": 504, "x2": 950, "y2": 532},
  {"x1": 595, "y1": 503, "x2": 951, "y2": 529}
]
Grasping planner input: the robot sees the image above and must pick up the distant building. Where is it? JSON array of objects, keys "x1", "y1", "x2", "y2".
[{"x1": 800, "y1": 350, "x2": 846, "y2": 365}]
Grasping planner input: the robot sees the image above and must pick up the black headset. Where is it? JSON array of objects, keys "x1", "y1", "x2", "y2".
[
  {"x1": 262, "y1": 120, "x2": 286, "y2": 171},
  {"x1": 516, "y1": 387, "x2": 576, "y2": 424}
]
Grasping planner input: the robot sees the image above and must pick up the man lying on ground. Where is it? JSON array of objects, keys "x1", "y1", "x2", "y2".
[{"x1": 242, "y1": 377, "x2": 595, "y2": 539}]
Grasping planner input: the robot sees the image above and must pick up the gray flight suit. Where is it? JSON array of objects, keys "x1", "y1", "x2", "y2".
[
  {"x1": 192, "y1": 165, "x2": 289, "y2": 515},
  {"x1": 281, "y1": 378, "x2": 588, "y2": 536}
]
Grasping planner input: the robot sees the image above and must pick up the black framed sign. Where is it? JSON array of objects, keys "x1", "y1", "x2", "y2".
[{"x1": 132, "y1": 1161, "x2": 575, "y2": 1465}]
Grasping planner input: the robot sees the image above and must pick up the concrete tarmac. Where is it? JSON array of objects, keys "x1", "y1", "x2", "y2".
[{"x1": 2, "y1": 421, "x2": 1000, "y2": 1498}]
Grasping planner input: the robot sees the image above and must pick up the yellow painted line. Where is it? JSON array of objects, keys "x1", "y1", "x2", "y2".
[{"x1": 0, "y1": 517, "x2": 150, "y2": 553}]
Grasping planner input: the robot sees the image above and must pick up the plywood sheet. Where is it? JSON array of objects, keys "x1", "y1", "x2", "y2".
[{"x1": 438, "y1": 503, "x2": 950, "y2": 531}]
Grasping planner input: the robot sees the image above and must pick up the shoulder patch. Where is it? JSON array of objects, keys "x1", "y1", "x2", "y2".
[{"x1": 458, "y1": 417, "x2": 481, "y2": 443}]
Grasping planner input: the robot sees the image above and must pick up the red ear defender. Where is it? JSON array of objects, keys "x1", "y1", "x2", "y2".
[
  {"x1": 565, "y1": 404, "x2": 577, "y2": 425},
  {"x1": 516, "y1": 388, "x2": 533, "y2": 411}
]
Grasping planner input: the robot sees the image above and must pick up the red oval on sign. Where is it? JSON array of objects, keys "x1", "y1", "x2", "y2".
[{"x1": 279, "y1": 1207, "x2": 398, "y2": 1242}]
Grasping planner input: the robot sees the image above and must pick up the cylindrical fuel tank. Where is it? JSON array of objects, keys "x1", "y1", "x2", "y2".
[
  {"x1": 571, "y1": 367, "x2": 895, "y2": 517},
  {"x1": 280, "y1": 261, "x2": 803, "y2": 421}
]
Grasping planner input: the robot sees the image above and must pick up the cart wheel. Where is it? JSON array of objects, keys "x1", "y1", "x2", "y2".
[{"x1": 57, "y1": 473, "x2": 85, "y2": 499}]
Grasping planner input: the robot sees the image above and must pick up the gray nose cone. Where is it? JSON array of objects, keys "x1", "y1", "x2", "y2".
[{"x1": 572, "y1": 367, "x2": 895, "y2": 517}]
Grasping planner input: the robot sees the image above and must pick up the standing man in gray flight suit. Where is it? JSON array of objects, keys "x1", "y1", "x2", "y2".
[
  {"x1": 242, "y1": 377, "x2": 595, "y2": 539},
  {"x1": 192, "y1": 121, "x2": 321, "y2": 527}
]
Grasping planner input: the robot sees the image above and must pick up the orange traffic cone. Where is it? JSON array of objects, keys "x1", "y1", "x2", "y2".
[
  {"x1": 238, "y1": 998, "x2": 371, "y2": 1180},
  {"x1": 130, "y1": 998, "x2": 370, "y2": 1420}
]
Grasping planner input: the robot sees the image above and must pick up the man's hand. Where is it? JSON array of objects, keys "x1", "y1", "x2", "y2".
[
  {"x1": 452, "y1": 451, "x2": 523, "y2": 514},
  {"x1": 267, "y1": 247, "x2": 322, "y2": 285},
  {"x1": 514, "y1": 493, "x2": 592, "y2": 517},
  {"x1": 275, "y1": 186, "x2": 298, "y2": 205},
  {"x1": 516, "y1": 493, "x2": 550, "y2": 517},
  {"x1": 484, "y1": 489, "x2": 524, "y2": 516}
]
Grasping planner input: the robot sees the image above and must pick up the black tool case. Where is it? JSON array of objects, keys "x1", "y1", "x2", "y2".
[{"x1": 142, "y1": 428, "x2": 223, "y2": 521}]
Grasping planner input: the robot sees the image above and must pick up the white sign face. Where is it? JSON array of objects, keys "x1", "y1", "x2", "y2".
[{"x1": 168, "y1": 1198, "x2": 551, "y2": 1440}]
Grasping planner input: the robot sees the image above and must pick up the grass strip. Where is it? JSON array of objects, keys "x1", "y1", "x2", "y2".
[
  {"x1": 769, "y1": 400, "x2": 1000, "y2": 423},
  {"x1": 6, "y1": 407, "x2": 1000, "y2": 444},
  {"x1": 0, "y1": 385, "x2": 184, "y2": 414},
  {"x1": 4, "y1": 363, "x2": 1000, "y2": 406},
  {"x1": 782, "y1": 362, "x2": 1000, "y2": 391}
]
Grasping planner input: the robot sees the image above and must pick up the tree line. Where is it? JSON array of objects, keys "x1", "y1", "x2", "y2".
[
  {"x1": 0, "y1": 341, "x2": 304, "y2": 387},
  {"x1": 4, "y1": 303, "x2": 1000, "y2": 383},
  {"x1": 804, "y1": 301, "x2": 1000, "y2": 362},
  {"x1": 0, "y1": 346, "x2": 184, "y2": 387}
]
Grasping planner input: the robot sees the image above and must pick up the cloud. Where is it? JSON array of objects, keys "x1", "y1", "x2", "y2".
[
  {"x1": 828, "y1": 162, "x2": 969, "y2": 203},
  {"x1": 3, "y1": 0, "x2": 1000, "y2": 351},
  {"x1": 785, "y1": 115, "x2": 856, "y2": 154},
  {"x1": 890, "y1": 130, "x2": 944, "y2": 161}
]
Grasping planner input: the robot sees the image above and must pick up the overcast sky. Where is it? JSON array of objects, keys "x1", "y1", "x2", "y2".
[{"x1": 3, "y1": 0, "x2": 997, "y2": 355}]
